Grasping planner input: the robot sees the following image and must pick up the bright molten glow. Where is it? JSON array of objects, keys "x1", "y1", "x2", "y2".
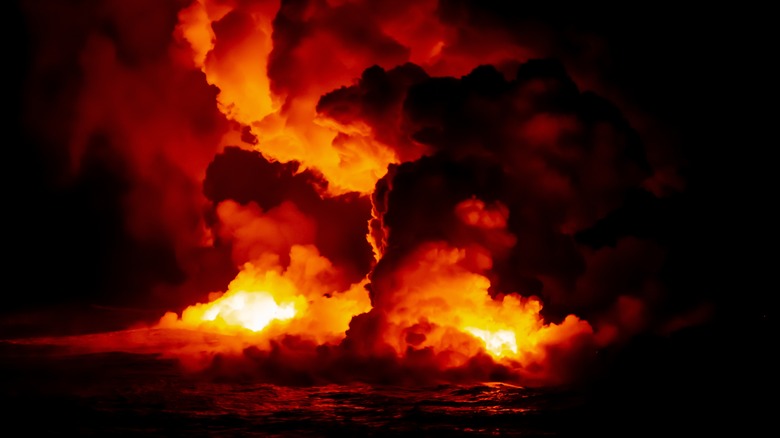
[
  {"x1": 159, "y1": 244, "x2": 372, "y2": 346},
  {"x1": 200, "y1": 290, "x2": 296, "y2": 332},
  {"x1": 379, "y1": 243, "x2": 592, "y2": 368},
  {"x1": 465, "y1": 327, "x2": 518, "y2": 357}
]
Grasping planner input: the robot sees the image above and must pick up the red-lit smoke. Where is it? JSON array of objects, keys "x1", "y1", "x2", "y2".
[{"x1": 17, "y1": 0, "x2": 695, "y2": 387}]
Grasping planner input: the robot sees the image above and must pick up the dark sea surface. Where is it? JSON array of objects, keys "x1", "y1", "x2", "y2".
[
  {"x1": 0, "y1": 323, "x2": 772, "y2": 437},
  {"x1": 0, "y1": 342, "x2": 593, "y2": 437}
]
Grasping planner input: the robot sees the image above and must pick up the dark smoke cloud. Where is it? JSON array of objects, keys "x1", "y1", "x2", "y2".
[
  {"x1": 433, "y1": 1, "x2": 697, "y2": 199},
  {"x1": 314, "y1": 44, "x2": 764, "y2": 389},
  {"x1": 318, "y1": 60, "x2": 663, "y2": 334},
  {"x1": 317, "y1": 63, "x2": 431, "y2": 162}
]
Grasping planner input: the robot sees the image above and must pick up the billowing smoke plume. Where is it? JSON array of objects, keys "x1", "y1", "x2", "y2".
[{"x1": 13, "y1": 0, "x2": 709, "y2": 387}]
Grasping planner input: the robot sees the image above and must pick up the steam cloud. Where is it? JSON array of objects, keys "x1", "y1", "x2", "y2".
[{"x1": 12, "y1": 0, "x2": 719, "y2": 388}]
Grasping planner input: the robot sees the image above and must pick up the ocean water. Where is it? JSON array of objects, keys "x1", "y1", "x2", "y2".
[
  {"x1": 0, "y1": 343, "x2": 588, "y2": 437},
  {"x1": 4, "y1": 323, "x2": 768, "y2": 437},
  {"x1": 1, "y1": 310, "x2": 771, "y2": 437}
]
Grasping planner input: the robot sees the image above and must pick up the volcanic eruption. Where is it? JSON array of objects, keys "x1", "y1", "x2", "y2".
[{"x1": 11, "y1": 0, "x2": 705, "y2": 389}]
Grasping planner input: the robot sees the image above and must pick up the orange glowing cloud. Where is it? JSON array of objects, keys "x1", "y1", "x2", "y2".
[
  {"x1": 375, "y1": 242, "x2": 593, "y2": 371},
  {"x1": 175, "y1": 0, "x2": 404, "y2": 195},
  {"x1": 158, "y1": 244, "x2": 372, "y2": 354},
  {"x1": 215, "y1": 199, "x2": 316, "y2": 265},
  {"x1": 171, "y1": 0, "x2": 542, "y2": 196}
]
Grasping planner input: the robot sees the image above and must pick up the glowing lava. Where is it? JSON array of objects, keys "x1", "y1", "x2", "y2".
[
  {"x1": 465, "y1": 328, "x2": 518, "y2": 357},
  {"x1": 197, "y1": 290, "x2": 296, "y2": 332},
  {"x1": 159, "y1": 244, "x2": 373, "y2": 346},
  {"x1": 374, "y1": 243, "x2": 592, "y2": 371}
]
